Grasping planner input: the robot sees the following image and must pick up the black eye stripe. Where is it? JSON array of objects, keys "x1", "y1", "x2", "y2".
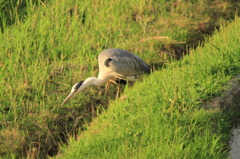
[
  {"x1": 75, "y1": 80, "x2": 84, "y2": 90},
  {"x1": 104, "y1": 58, "x2": 112, "y2": 67}
]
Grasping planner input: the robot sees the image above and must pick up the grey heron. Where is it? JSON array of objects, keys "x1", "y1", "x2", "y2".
[{"x1": 61, "y1": 48, "x2": 150, "y2": 105}]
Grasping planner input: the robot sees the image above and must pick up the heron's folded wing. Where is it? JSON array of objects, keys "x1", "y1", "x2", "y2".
[{"x1": 106, "y1": 54, "x2": 150, "y2": 76}]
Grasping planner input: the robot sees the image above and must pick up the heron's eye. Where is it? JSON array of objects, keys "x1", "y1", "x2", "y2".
[{"x1": 74, "y1": 80, "x2": 84, "y2": 90}]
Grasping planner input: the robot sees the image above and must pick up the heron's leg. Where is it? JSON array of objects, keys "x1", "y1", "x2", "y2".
[
  {"x1": 110, "y1": 79, "x2": 117, "y2": 84},
  {"x1": 105, "y1": 80, "x2": 111, "y2": 91},
  {"x1": 105, "y1": 79, "x2": 117, "y2": 95},
  {"x1": 116, "y1": 82, "x2": 121, "y2": 99}
]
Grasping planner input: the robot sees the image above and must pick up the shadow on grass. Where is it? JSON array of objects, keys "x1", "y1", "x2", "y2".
[
  {"x1": 152, "y1": 1, "x2": 239, "y2": 69},
  {"x1": 32, "y1": 85, "x2": 124, "y2": 158}
]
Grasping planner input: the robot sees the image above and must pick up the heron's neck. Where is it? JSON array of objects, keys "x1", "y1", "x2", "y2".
[{"x1": 84, "y1": 76, "x2": 109, "y2": 87}]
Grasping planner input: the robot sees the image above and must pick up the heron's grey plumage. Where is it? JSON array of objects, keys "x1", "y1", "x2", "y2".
[
  {"x1": 98, "y1": 48, "x2": 150, "y2": 80},
  {"x1": 61, "y1": 48, "x2": 150, "y2": 105}
]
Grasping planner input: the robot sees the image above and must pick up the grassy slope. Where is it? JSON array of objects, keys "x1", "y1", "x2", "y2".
[
  {"x1": 0, "y1": 0, "x2": 239, "y2": 158},
  {"x1": 58, "y1": 18, "x2": 240, "y2": 158}
]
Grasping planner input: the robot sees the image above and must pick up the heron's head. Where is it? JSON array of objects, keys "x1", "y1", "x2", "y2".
[{"x1": 61, "y1": 80, "x2": 84, "y2": 106}]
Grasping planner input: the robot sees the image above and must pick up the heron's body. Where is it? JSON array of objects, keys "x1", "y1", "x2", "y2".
[
  {"x1": 61, "y1": 48, "x2": 150, "y2": 105},
  {"x1": 98, "y1": 48, "x2": 150, "y2": 82}
]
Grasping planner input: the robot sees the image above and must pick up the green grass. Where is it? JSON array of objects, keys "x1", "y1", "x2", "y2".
[
  {"x1": 0, "y1": 0, "x2": 45, "y2": 32},
  {"x1": 0, "y1": 0, "x2": 239, "y2": 158},
  {"x1": 57, "y1": 17, "x2": 240, "y2": 158}
]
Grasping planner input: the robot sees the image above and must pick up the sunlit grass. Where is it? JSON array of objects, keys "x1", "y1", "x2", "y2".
[
  {"x1": 58, "y1": 17, "x2": 240, "y2": 159},
  {"x1": 0, "y1": 0, "x2": 239, "y2": 158}
]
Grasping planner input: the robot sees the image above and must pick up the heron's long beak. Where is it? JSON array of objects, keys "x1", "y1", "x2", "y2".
[{"x1": 61, "y1": 92, "x2": 76, "y2": 106}]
